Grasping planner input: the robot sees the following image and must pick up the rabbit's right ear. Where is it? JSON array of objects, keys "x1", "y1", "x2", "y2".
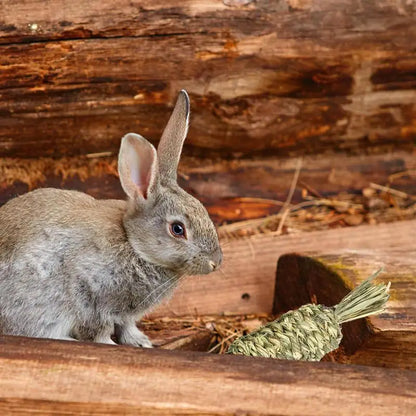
[
  {"x1": 118, "y1": 133, "x2": 159, "y2": 201},
  {"x1": 157, "y1": 90, "x2": 190, "y2": 182}
]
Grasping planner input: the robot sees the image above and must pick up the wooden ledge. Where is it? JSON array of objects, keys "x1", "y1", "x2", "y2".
[{"x1": 0, "y1": 335, "x2": 415, "y2": 415}]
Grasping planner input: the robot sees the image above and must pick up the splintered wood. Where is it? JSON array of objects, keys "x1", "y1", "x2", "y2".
[{"x1": 1, "y1": 152, "x2": 415, "y2": 227}]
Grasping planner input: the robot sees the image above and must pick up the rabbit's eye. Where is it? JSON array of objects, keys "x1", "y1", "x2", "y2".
[{"x1": 170, "y1": 222, "x2": 186, "y2": 239}]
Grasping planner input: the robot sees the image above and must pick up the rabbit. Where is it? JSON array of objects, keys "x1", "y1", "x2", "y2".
[{"x1": 0, "y1": 90, "x2": 222, "y2": 347}]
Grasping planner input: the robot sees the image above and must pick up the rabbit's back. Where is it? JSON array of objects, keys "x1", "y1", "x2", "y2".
[{"x1": 0, "y1": 188, "x2": 126, "y2": 245}]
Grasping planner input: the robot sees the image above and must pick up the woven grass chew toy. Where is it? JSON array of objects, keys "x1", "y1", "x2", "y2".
[{"x1": 228, "y1": 270, "x2": 390, "y2": 361}]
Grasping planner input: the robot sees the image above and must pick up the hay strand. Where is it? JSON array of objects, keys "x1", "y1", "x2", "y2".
[{"x1": 335, "y1": 269, "x2": 390, "y2": 323}]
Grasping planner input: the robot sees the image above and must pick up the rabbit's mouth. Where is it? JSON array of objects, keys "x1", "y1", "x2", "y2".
[{"x1": 184, "y1": 249, "x2": 223, "y2": 276}]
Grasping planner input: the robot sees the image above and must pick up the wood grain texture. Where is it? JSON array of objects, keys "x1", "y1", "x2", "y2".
[
  {"x1": 152, "y1": 219, "x2": 416, "y2": 317},
  {"x1": 0, "y1": 0, "x2": 416, "y2": 158},
  {"x1": 349, "y1": 331, "x2": 416, "y2": 370},
  {"x1": 0, "y1": 335, "x2": 415, "y2": 415},
  {"x1": 1, "y1": 151, "x2": 415, "y2": 223},
  {"x1": 274, "y1": 249, "x2": 416, "y2": 368},
  {"x1": 286, "y1": 250, "x2": 416, "y2": 332}
]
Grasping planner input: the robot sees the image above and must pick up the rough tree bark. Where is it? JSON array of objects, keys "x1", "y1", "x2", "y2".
[{"x1": 0, "y1": 0, "x2": 415, "y2": 158}]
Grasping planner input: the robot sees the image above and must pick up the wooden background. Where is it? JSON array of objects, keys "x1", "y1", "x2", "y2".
[
  {"x1": 0, "y1": 3, "x2": 416, "y2": 411},
  {"x1": 0, "y1": 0, "x2": 415, "y2": 159}
]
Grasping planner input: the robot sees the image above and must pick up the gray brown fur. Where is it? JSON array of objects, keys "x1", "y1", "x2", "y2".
[{"x1": 0, "y1": 90, "x2": 222, "y2": 346}]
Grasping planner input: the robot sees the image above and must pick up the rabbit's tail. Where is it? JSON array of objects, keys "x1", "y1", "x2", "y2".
[{"x1": 334, "y1": 269, "x2": 390, "y2": 324}]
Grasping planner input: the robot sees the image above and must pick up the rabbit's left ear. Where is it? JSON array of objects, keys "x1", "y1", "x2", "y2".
[
  {"x1": 157, "y1": 90, "x2": 190, "y2": 182},
  {"x1": 118, "y1": 133, "x2": 159, "y2": 201}
]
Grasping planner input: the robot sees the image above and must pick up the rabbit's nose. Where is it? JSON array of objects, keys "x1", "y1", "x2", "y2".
[
  {"x1": 209, "y1": 249, "x2": 223, "y2": 271},
  {"x1": 209, "y1": 260, "x2": 218, "y2": 271}
]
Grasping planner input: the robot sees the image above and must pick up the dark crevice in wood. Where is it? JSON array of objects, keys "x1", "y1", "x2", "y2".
[
  {"x1": 274, "y1": 254, "x2": 375, "y2": 355},
  {"x1": 0, "y1": 30, "x2": 209, "y2": 47}
]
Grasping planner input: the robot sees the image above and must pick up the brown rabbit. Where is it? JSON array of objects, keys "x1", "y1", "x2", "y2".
[{"x1": 0, "y1": 90, "x2": 222, "y2": 346}]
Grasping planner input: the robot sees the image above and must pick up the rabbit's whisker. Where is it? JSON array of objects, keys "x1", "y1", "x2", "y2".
[
  {"x1": 154, "y1": 278, "x2": 182, "y2": 306},
  {"x1": 137, "y1": 274, "x2": 180, "y2": 309},
  {"x1": 217, "y1": 267, "x2": 226, "y2": 276},
  {"x1": 151, "y1": 274, "x2": 187, "y2": 308}
]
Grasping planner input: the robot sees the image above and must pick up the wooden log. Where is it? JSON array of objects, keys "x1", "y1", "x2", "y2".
[
  {"x1": 0, "y1": 0, "x2": 416, "y2": 158},
  {"x1": 152, "y1": 219, "x2": 416, "y2": 317},
  {"x1": 1, "y1": 151, "x2": 415, "y2": 224},
  {"x1": 273, "y1": 250, "x2": 416, "y2": 369},
  {"x1": 0, "y1": 335, "x2": 415, "y2": 415}
]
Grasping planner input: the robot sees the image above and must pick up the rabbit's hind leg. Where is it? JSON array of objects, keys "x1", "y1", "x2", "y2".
[
  {"x1": 42, "y1": 318, "x2": 77, "y2": 342},
  {"x1": 72, "y1": 319, "x2": 116, "y2": 345}
]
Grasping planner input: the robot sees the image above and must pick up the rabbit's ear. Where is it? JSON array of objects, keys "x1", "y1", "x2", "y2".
[
  {"x1": 118, "y1": 133, "x2": 159, "y2": 200},
  {"x1": 157, "y1": 90, "x2": 190, "y2": 182}
]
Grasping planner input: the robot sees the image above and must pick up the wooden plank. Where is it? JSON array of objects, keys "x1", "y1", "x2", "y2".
[
  {"x1": 0, "y1": 0, "x2": 416, "y2": 158},
  {"x1": 348, "y1": 331, "x2": 416, "y2": 371},
  {"x1": 152, "y1": 219, "x2": 416, "y2": 317},
  {"x1": 0, "y1": 336, "x2": 415, "y2": 415},
  {"x1": 1, "y1": 151, "x2": 415, "y2": 223},
  {"x1": 273, "y1": 250, "x2": 416, "y2": 369}
]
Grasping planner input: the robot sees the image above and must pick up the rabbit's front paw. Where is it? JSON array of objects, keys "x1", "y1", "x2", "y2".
[{"x1": 118, "y1": 323, "x2": 153, "y2": 348}]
